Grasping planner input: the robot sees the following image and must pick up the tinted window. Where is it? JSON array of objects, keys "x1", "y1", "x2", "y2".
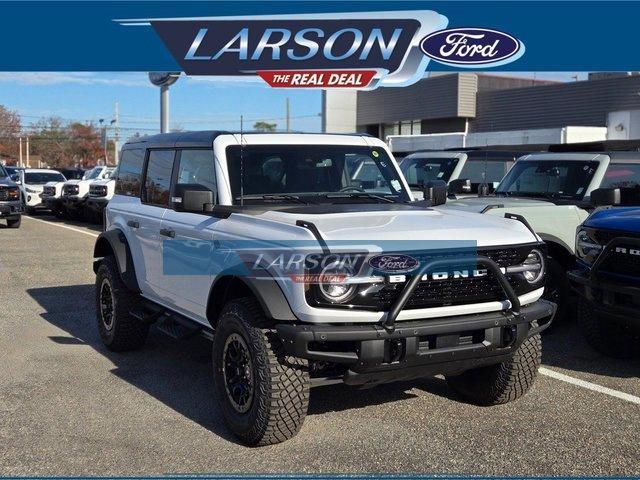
[
  {"x1": 400, "y1": 157, "x2": 459, "y2": 184},
  {"x1": 226, "y1": 145, "x2": 407, "y2": 203},
  {"x1": 115, "y1": 149, "x2": 144, "y2": 196},
  {"x1": 459, "y1": 160, "x2": 511, "y2": 184},
  {"x1": 175, "y1": 149, "x2": 216, "y2": 195},
  {"x1": 25, "y1": 172, "x2": 65, "y2": 184},
  {"x1": 144, "y1": 150, "x2": 174, "y2": 206},
  {"x1": 601, "y1": 163, "x2": 640, "y2": 188}
]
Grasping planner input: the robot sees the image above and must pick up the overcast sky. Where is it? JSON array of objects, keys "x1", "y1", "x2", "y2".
[{"x1": 0, "y1": 71, "x2": 589, "y2": 141}]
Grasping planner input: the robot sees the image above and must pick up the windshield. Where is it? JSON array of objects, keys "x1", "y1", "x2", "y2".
[
  {"x1": 226, "y1": 145, "x2": 409, "y2": 204},
  {"x1": 400, "y1": 156, "x2": 459, "y2": 185},
  {"x1": 84, "y1": 168, "x2": 103, "y2": 180},
  {"x1": 25, "y1": 172, "x2": 66, "y2": 184},
  {"x1": 601, "y1": 163, "x2": 640, "y2": 188},
  {"x1": 459, "y1": 159, "x2": 512, "y2": 184},
  {"x1": 496, "y1": 160, "x2": 599, "y2": 199}
]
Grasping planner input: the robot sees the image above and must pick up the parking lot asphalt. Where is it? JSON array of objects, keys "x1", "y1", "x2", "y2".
[{"x1": 1, "y1": 214, "x2": 639, "y2": 476}]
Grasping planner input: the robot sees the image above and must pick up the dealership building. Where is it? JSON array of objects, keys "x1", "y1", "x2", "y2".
[{"x1": 322, "y1": 72, "x2": 640, "y2": 153}]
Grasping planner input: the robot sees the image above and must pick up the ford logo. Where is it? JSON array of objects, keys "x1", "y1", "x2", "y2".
[
  {"x1": 420, "y1": 28, "x2": 524, "y2": 67},
  {"x1": 369, "y1": 254, "x2": 420, "y2": 273}
]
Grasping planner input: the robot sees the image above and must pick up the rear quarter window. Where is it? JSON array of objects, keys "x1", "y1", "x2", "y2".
[{"x1": 115, "y1": 149, "x2": 144, "y2": 196}]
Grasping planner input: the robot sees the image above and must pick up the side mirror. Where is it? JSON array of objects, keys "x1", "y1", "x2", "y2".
[
  {"x1": 10, "y1": 174, "x2": 20, "y2": 183},
  {"x1": 590, "y1": 187, "x2": 620, "y2": 207},
  {"x1": 449, "y1": 178, "x2": 472, "y2": 195},
  {"x1": 422, "y1": 179, "x2": 447, "y2": 207},
  {"x1": 176, "y1": 189, "x2": 215, "y2": 213}
]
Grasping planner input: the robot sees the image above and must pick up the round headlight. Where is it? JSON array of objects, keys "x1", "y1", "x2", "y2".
[
  {"x1": 522, "y1": 249, "x2": 545, "y2": 284},
  {"x1": 576, "y1": 229, "x2": 602, "y2": 262},
  {"x1": 318, "y1": 262, "x2": 357, "y2": 304}
]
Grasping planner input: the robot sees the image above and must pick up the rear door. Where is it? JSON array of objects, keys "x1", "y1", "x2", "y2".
[{"x1": 159, "y1": 148, "x2": 219, "y2": 321}]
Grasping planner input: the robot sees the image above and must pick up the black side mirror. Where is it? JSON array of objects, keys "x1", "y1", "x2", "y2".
[
  {"x1": 176, "y1": 188, "x2": 215, "y2": 213},
  {"x1": 590, "y1": 187, "x2": 620, "y2": 207},
  {"x1": 449, "y1": 178, "x2": 471, "y2": 195},
  {"x1": 422, "y1": 180, "x2": 447, "y2": 207}
]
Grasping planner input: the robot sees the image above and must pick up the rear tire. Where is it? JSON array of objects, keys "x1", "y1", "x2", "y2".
[
  {"x1": 6, "y1": 216, "x2": 21, "y2": 228},
  {"x1": 543, "y1": 256, "x2": 570, "y2": 325},
  {"x1": 577, "y1": 298, "x2": 637, "y2": 358},
  {"x1": 95, "y1": 256, "x2": 148, "y2": 351},
  {"x1": 212, "y1": 298, "x2": 310, "y2": 446},
  {"x1": 446, "y1": 333, "x2": 542, "y2": 405}
]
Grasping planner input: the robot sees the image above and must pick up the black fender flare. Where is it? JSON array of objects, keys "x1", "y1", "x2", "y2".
[
  {"x1": 93, "y1": 228, "x2": 140, "y2": 292},
  {"x1": 207, "y1": 269, "x2": 297, "y2": 325}
]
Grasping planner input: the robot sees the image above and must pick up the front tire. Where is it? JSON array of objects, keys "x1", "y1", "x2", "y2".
[
  {"x1": 6, "y1": 216, "x2": 21, "y2": 228},
  {"x1": 212, "y1": 298, "x2": 310, "y2": 446},
  {"x1": 577, "y1": 298, "x2": 637, "y2": 358},
  {"x1": 446, "y1": 333, "x2": 542, "y2": 405},
  {"x1": 95, "y1": 256, "x2": 148, "y2": 351}
]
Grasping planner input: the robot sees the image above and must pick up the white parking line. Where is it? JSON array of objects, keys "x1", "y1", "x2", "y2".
[
  {"x1": 540, "y1": 367, "x2": 640, "y2": 405},
  {"x1": 22, "y1": 215, "x2": 99, "y2": 238}
]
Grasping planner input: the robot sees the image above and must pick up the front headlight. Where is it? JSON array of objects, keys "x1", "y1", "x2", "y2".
[
  {"x1": 7, "y1": 187, "x2": 19, "y2": 200},
  {"x1": 318, "y1": 262, "x2": 357, "y2": 304},
  {"x1": 576, "y1": 229, "x2": 602, "y2": 264},
  {"x1": 521, "y1": 249, "x2": 545, "y2": 284}
]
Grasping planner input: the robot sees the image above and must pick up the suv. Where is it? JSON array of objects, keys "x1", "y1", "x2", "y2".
[
  {"x1": 401, "y1": 150, "x2": 520, "y2": 199},
  {"x1": 440, "y1": 152, "x2": 640, "y2": 320},
  {"x1": 17, "y1": 168, "x2": 67, "y2": 215},
  {"x1": 569, "y1": 186, "x2": 640, "y2": 358},
  {"x1": 0, "y1": 164, "x2": 22, "y2": 228},
  {"x1": 62, "y1": 166, "x2": 113, "y2": 219},
  {"x1": 86, "y1": 175, "x2": 115, "y2": 222},
  {"x1": 93, "y1": 132, "x2": 555, "y2": 446}
]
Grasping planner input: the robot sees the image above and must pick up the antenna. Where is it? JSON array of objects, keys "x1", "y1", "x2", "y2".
[{"x1": 240, "y1": 115, "x2": 245, "y2": 207}]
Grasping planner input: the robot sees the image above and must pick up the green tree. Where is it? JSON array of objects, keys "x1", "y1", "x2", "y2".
[{"x1": 253, "y1": 121, "x2": 277, "y2": 132}]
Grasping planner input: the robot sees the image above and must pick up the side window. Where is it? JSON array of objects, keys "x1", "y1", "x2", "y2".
[
  {"x1": 115, "y1": 149, "x2": 144, "y2": 196},
  {"x1": 143, "y1": 150, "x2": 175, "y2": 206},
  {"x1": 175, "y1": 149, "x2": 216, "y2": 197}
]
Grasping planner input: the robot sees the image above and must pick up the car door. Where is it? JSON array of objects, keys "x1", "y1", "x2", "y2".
[
  {"x1": 136, "y1": 148, "x2": 175, "y2": 302},
  {"x1": 159, "y1": 148, "x2": 219, "y2": 322}
]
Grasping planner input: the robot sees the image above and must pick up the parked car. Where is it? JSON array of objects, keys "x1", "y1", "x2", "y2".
[
  {"x1": 93, "y1": 131, "x2": 555, "y2": 446},
  {"x1": 0, "y1": 164, "x2": 23, "y2": 228},
  {"x1": 56, "y1": 168, "x2": 85, "y2": 180},
  {"x1": 440, "y1": 151, "x2": 640, "y2": 320},
  {"x1": 569, "y1": 186, "x2": 640, "y2": 357},
  {"x1": 400, "y1": 150, "x2": 522, "y2": 199},
  {"x1": 86, "y1": 176, "x2": 115, "y2": 223},
  {"x1": 16, "y1": 169, "x2": 67, "y2": 215},
  {"x1": 62, "y1": 166, "x2": 114, "y2": 219}
]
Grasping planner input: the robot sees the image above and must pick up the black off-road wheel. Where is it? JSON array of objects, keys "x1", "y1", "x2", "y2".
[
  {"x1": 446, "y1": 333, "x2": 542, "y2": 405},
  {"x1": 212, "y1": 298, "x2": 310, "y2": 446},
  {"x1": 6, "y1": 216, "x2": 21, "y2": 228},
  {"x1": 577, "y1": 298, "x2": 638, "y2": 358},
  {"x1": 95, "y1": 256, "x2": 149, "y2": 352},
  {"x1": 543, "y1": 257, "x2": 570, "y2": 326}
]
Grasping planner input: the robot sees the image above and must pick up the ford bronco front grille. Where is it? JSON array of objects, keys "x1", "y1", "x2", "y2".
[
  {"x1": 43, "y1": 186, "x2": 56, "y2": 197},
  {"x1": 63, "y1": 184, "x2": 79, "y2": 196}
]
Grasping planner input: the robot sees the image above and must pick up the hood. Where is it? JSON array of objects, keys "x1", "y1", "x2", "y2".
[
  {"x1": 45, "y1": 181, "x2": 65, "y2": 187},
  {"x1": 243, "y1": 205, "x2": 539, "y2": 248},
  {"x1": 585, "y1": 207, "x2": 640, "y2": 234},
  {"x1": 441, "y1": 195, "x2": 554, "y2": 214},
  {"x1": 0, "y1": 177, "x2": 18, "y2": 187},
  {"x1": 24, "y1": 184, "x2": 44, "y2": 192},
  {"x1": 90, "y1": 179, "x2": 115, "y2": 186},
  {"x1": 65, "y1": 179, "x2": 84, "y2": 186}
]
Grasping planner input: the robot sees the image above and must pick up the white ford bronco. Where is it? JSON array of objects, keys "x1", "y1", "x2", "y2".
[
  {"x1": 62, "y1": 166, "x2": 114, "y2": 219},
  {"x1": 93, "y1": 132, "x2": 555, "y2": 446}
]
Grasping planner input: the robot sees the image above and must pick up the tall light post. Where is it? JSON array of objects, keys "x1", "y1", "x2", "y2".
[{"x1": 148, "y1": 72, "x2": 180, "y2": 133}]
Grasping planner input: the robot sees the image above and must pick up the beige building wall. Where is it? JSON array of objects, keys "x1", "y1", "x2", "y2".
[{"x1": 321, "y1": 90, "x2": 357, "y2": 133}]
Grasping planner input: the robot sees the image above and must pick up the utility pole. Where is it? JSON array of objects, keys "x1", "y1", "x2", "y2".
[
  {"x1": 18, "y1": 137, "x2": 22, "y2": 167},
  {"x1": 161, "y1": 85, "x2": 170, "y2": 133},
  {"x1": 114, "y1": 102, "x2": 120, "y2": 165},
  {"x1": 26, "y1": 137, "x2": 30, "y2": 168},
  {"x1": 286, "y1": 98, "x2": 290, "y2": 132}
]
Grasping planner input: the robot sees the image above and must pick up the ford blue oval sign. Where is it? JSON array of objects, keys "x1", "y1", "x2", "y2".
[
  {"x1": 420, "y1": 28, "x2": 525, "y2": 68},
  {"x1": 369, "y1": 254, "x2": 420, "y2": 273}
]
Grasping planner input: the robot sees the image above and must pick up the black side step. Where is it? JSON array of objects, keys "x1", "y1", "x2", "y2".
[
  {"x1": 155, "y1": 316, "x2": 202, "y2": 340},
  {"x1": 129, "y1": 301, "x2": 213, "y2": 341}
]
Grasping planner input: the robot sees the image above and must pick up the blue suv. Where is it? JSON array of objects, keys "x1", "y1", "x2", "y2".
[{"x1": 569, "y1": 186, "x2": 640, "y2": 357}]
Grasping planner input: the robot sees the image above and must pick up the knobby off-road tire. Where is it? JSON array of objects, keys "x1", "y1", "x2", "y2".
[
  {"x1": 95, "y1": 256, "x2": 148, "y2": 352},
  {"x1": 446, "y1": 333, "x2": 542, "y2": 405},
  {"x1": 212, "y1": 298, "x2": 310, "y2": 446},
  {"x1": 6, "y1": 216, "x2": 21, "y2": 228},
  {"x1": 577, "y1": 298, "x2": 637, "y2": 359}
]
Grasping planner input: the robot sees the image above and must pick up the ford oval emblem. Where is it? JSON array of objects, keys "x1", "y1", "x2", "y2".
[
  {"x1": 369, "y1": 254, "x2": 420, "y2": 273},
  {"x1": 420, "y1": 28, "x2": 525, "y2": 68}
]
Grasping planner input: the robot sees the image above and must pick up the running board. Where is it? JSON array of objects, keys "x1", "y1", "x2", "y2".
[
  {"x1": 129, "y1": 301, "x2": 213, "y2": 341},
  {"x1": 156, "y1": 317, "x2": 201, "y2": 340}
]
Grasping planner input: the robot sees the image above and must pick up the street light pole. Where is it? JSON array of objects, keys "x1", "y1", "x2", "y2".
[{"x1": 161, "y1": 85, "x2": 169, "y2": 134}]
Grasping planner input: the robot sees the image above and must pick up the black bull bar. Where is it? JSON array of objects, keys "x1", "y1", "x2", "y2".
[{"x1": 384, "y1": 255, "x2": 521, "y2": 332}]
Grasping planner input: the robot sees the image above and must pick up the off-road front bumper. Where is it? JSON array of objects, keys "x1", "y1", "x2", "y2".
[
  {"x1": 62, "y1": 195, "x2": 86, "y2": 210},
  {"x1": 86, "y1": 196, "x2": 109, "y2": 213},
  {"x1": 0, "y1": 201, "x2": 22, "y2": 220},
  {"x1": 277, "y1": 299, "x2": 555, "y2": 386}
]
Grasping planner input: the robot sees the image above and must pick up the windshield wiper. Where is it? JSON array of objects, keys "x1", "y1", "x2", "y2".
[
  {"x1": 235, "y1": 194, "x2": 312, "y2": 205},
  {"x1": 324, "y1": 192, "x2": 396, "y2": 203}
]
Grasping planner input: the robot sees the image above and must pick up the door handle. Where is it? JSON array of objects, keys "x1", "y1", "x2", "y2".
[
  {"x1": 127, "y1": 220, "x2": 139, "y2": 229},
  {"x1": 159, "y1": 228, "x2": 175, "y2": 238}
]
